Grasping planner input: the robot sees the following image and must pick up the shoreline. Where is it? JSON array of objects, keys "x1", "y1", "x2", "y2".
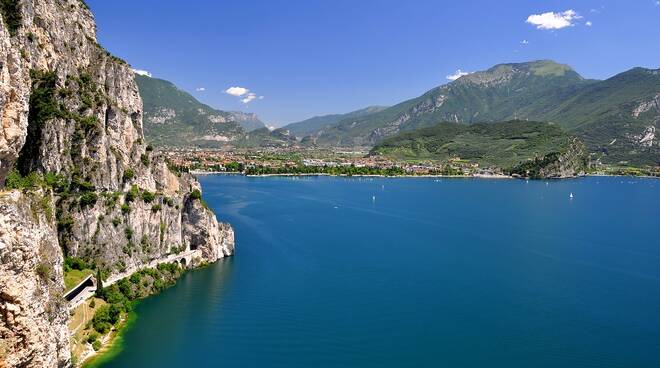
[
  {"x1": 190, "y1": 171, "x2": 659, "y2": 180},
  {"x1": 72, "y1": 258, "x2": 221, "y2": 367},
  {"x1": 80, "y1": 310, "x2": 137, "y2": 368}
]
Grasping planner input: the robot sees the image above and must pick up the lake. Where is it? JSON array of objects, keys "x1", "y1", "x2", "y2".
[{"x1": 98, "y1": 175, "x2": 660, "y2": 367}]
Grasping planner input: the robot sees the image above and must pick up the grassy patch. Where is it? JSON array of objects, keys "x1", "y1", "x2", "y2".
[
  {"x1": 69, "y1": 297, "x2": 107, "y2": 365},
  {"x1": 64, "y1": 269, "x2": 94, "y2": 291}
]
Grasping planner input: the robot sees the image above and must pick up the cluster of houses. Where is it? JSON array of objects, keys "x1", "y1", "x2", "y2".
[{"x1": 160, "y1": 148, "x2": 503, "y2": 176}]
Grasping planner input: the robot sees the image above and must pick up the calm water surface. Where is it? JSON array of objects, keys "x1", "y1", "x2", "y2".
[{"x1": 100, "y1": 176, "x2": 660, "y2": 367}]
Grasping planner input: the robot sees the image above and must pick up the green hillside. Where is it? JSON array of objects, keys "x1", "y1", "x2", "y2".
[
  {"x1": 136, "y1": 74, "x2": 271, "y2": 148},
  {"x1": 315, "y1": 61, "x2": 659, "y2": 165},
  {"x1": 283, "y1": 106, "x2": 388, "y2": 138},
  {"x1": 371, "y1": 120, "x2": 580, "y2": 168}
]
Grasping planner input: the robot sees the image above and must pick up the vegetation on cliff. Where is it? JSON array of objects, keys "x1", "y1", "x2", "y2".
[{"x1": 0, "y1": 0, "x2": 21, "y2": 36}]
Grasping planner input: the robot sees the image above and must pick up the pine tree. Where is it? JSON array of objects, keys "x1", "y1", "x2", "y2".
[{"x1": 95, "y1": 269, "x2": 104, "y2": 297}]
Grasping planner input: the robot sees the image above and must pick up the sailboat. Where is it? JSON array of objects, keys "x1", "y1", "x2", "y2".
[{"x1": 569, "y1": 193, "x2": 574, "y2": 199}]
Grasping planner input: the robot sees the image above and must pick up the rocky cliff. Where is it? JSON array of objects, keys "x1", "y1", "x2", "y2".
[
  {"x1": 508, "y1": 138, "x2": 588, "y2": 179},
  {"x1": 0, "y1": 1, "x2": 234, "y2": 367},
  {"x1": 0, "y1": 190, "x2": 69, "y2": 368}
]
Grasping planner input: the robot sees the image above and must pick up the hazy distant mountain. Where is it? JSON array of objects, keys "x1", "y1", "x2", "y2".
[
  {"x1": 135, "y1": 74, "x2": 269, "y2": 148},
  {"x1": 229, "y1": 111, "x2": 267, "y2": 132},
  {"x1": 238, "y1": 127, "x2": 298, "y2": 148},
  {"x1": 314, "y1": 60, "x2": 659, "y2": 165},
  {"x1": 283, "y1": 106, "x2": 388, "y2": 138}
]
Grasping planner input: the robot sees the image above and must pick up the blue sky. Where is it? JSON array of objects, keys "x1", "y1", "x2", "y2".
[{"x1": 87, "y1": 0, "x2": 660, "y2": 126}]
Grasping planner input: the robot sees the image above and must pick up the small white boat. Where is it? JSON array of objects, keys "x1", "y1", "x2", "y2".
[
  {"x1": 372, "y1": 196, "x2": 376, "y2": 202},
  {"x1": 569, "y1": 193, "x2": 574, "y2": 199}
]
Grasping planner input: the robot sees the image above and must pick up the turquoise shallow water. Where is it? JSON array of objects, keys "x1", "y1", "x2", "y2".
[{"x1": 100, "y1": 176, "x2": 660, "y2": 367}]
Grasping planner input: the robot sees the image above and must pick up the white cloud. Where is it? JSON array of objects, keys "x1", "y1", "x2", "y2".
[
  {"x1": 585, "y1": 21, "x2": 593, "y2": 27},
  {"x1": 225, "y1": 86, "x2": 249, "y2": 96},
  {"x1": 656, "y1": 1, "x2": 660, "y2": 5},
  {"x1": 240, "y1": 92, "x2": 264, "y2": 104},
  {"x1": 241, "y1": 93, "x2": 257, "y2": 104},
  {"x1": 196, "y1": 87, "x2": 206, "y2": 92},
  {"x1": 526, "y1": 10, "x2": 582, "y2": 30},
  {"x1": 446, "y1": 69, "x2": 472, "y2": 81},
  {"x1": 521, "y1": 39, "x2": 530, "y2": 45},
  {"x1": 225, "y1": 86, "x2": 263, "y2": 103},
  {"x1": 132, "y1": 69, "x2": 152, "y2": 77}
]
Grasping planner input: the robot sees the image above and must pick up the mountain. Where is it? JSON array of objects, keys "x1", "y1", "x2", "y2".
[
  {"x1": 229, "y1": 111, "x2": 267, "y2": 131},
  {"x1": 283, "y1": 106, "x2": 388, "y2": 138},
  {"x1": 371, "y1": 120, "x2": 587, "y2": 176},
  {"x1": 315, "y1": 60, "x2": 659, "y2": 165},
  {"x1": 0, "y1": 2, "x2": 233, "y2": 366},
  {"x1": 540, "y1": 67, "x2": 660, "y2": 165},
  {"x1": 135, "y1": 74, "x2": 268, "y2": 147},
  {"x1": 238, "y1": 127, "x2": 298, "y2": 148}
]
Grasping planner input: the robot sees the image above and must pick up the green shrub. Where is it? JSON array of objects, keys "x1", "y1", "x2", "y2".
[
  {"x1": 145, "y1": 144, "x2": 154, "y2": 152},
  {"x1": 4, "y1": 169, "x2": 42, "y2": 190},
  {"x1": 43, "y1": 172, "x2": 68, "y2": 192},
  {"x1": 64, "y1": 257, "x2": 88, "y2": 272},
  {"x1": 0, "y1": 0, "x2": 22, "y2": 37},
  {"x1": 124, "y1": 227, "x2": 133, "y2": 240},
  {"x1": 122, "y1": 168, "x2": 134, "y2": 182},
  {"x1": 39, "y1": 194, "x2": 53, "y2": 221},
  {"x1": 140, "y1": 154, "x2": 150, "y2": 166},
  {"x1": 120, "y1": 204, "x2": 130, "y2": 214},
  {"x1": 141, "y1": 190, "x2": 155, "y2": 203},
  {"x1": 112, "y1": 217, "x2": 122, "y2": 227},
  {"x1": 92, "y1": 306, "x2": 112, "y2": 333},
  {"x1": 92, "y1": 340, "x2": 102, "y2": 351},
  {"x1": 79, "y1": 191, "x2": 98, "y2": 208},
  {"x1": 79, "y1": 115, "x2": 98, "y2": 130},
  {"x1": 57, "y1": 215, "x2": 74, "y2": 232},
  {"x1": 151, "y1": 204, "x2": 162, "y2": 212},
  {"x1": 35, "y1": 263, "x2": 51, "y2": 280},
  {"x1": 87, "y1": 331, "x2": 99, "y2": 343},
  {"x1": 125, "y1": 185, "x2": 138, "y2": 202},
  {"x1": 190, "y1": 189, "x2": 202, "y2": 200}
]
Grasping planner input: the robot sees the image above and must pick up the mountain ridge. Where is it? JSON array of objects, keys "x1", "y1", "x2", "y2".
[
  {"x1": 136, "y1": 74, "x2": 267, "y2": 148},
  {"x1": 311, "y1": 60, "x2": 658, "y2": 165},
  {"x1": 283, "y1": 106, "x2": 388, "y2": 138}
]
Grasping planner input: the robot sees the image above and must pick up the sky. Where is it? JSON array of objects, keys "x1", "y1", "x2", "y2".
[{"x1": 87, "y1": 0, "x2": 660, "y2": 126}]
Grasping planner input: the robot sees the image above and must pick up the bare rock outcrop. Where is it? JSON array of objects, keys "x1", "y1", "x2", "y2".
[{"x1": 0, "y1": 191, "x2": 69, "y2": 368}]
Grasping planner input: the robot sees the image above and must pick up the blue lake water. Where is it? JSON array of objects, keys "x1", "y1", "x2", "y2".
[{"x1": 100, "y1": 176, "x2": 660, "y2": 367}]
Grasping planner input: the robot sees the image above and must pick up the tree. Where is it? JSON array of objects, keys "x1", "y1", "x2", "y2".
[{"x1": 95, "y1": 269, "x2": 104, "y2": 297}]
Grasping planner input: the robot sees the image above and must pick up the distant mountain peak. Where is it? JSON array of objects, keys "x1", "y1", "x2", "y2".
[{"x1": 455, "y1": 60, "x2": 579, "y2": 86}]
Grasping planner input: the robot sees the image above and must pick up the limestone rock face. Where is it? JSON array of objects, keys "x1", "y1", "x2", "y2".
[
  {"x1": 0, "y1": 1, "x2": 234, "y2": 366},
  {"x1": 0, "y1": 191, "x2": 70, "y2": 368},
  {"x1": 538, "y1": 138, "x2": 589, "y2": 179}
]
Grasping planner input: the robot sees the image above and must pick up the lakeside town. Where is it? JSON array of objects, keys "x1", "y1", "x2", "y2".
[
  {"x1": 162, "y1": 147, "x2": 660, "y2": 178},
  {"x1": 163, "y1": 147, "x2": 494, "y2": 177}
]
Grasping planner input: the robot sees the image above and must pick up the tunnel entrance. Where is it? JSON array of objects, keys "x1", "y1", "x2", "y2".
[{"x1": 63, "y1": 275, "x2": 95, "y2": 302}]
